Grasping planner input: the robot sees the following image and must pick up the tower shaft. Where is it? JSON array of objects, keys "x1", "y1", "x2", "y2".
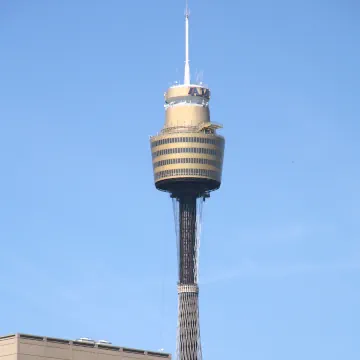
[
  {"x1": 177, "y1": 285, "x2": 200, "y2": 360},
  {"x1": 179, "y1": 195, "x2": 196, "y2": 284},
  {"x1": 176, "y1": 195, "x2": 201, "y2": 360}
]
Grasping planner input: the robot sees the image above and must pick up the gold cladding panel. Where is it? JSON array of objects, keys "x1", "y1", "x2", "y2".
[{"x1": 165, "y1": 106, "x2": 210, "y2": 129}]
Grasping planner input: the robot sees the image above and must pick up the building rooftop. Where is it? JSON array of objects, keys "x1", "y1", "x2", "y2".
[{"x1": 0, "y1": 333, "x2": 170, "y2": 359}]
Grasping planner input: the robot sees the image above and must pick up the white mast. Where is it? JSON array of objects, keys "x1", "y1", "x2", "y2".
[{"x1": 184, "y1": 1, "x2": 191, "y2": 85}]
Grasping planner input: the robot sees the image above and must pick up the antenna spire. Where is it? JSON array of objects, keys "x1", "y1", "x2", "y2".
[{"x1": 184, "y1": 0, "x2": 190, "y2": 85}]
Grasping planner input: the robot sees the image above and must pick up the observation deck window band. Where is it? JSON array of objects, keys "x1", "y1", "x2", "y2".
[
  {"x1": 153, "y1": 158, "x2": 222, "y2": 169},
  {"x1": 152, "y1": 147, "x2": 222, "y2": 158},
  {"x1": 151, "y1": 136, "x2": 224, "y2": 148}
]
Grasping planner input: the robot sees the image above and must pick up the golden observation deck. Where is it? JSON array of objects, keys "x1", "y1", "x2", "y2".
[{"x1": 150, "y1": 84, "x2": 225, "y2": 195}]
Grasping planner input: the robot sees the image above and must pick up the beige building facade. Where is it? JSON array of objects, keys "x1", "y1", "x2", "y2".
[{"x1": 0, "y1": 334, "x2": 170, "y2": 360}]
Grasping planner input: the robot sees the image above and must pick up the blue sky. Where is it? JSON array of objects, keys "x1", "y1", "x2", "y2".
[{"x1": 0, "y1": 0, "x2": 359, "y2": 358}]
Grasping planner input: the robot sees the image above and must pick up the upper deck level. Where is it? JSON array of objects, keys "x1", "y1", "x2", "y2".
[{"x1": 164, "y1": 84, "x2": 211, "y2": 110}]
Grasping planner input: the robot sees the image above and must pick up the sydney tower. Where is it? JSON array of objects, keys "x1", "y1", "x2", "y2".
[{"x1": 149, "y1": 4, "x2": 225, "y2": 360}]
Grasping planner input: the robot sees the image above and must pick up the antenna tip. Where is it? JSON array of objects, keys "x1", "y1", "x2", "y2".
[{"x1": 185, "y1": 0, "x2": 190, "y2": 17}]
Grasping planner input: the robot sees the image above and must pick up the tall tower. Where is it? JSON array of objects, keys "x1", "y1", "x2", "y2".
[{"x1": 150, "y1": 4, "x2": 225, "y2": 360}]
